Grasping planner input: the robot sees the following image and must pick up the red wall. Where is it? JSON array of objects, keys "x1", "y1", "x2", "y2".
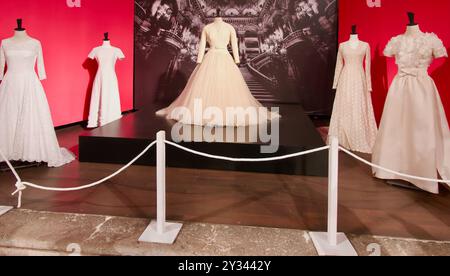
[
  {"x1": 339, "y1": 0, "x2": 450, "y2": 123},
  {"x1": 2, "y1": 1, "x2": 447, "y2": 125},
  {"x1": 0, "y1": 0, "x2": 134, "y2": 126}
]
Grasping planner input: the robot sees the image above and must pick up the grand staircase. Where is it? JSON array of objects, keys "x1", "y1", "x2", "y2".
[{"x1": 240, "y1": 68, "x2": 277, "y2": 103}]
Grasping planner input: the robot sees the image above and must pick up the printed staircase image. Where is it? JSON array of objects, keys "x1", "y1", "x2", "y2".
[{"x1": 240, "y1": 67, "x2": 277, "y2": 103}]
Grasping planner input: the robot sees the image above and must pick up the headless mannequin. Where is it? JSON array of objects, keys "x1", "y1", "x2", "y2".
[
  {"x1": 12, "y1": 19, "x2": 31, "y2": 43},
  {"x1": 385, "y1": 12, "x2": 424, "y2": 192},
  {"x1": 87, "y1": 32, "x2": 125, "y2": 128},
  {"x1": 1, "y1": 19, "x2": 43, "y2": 170},
  {"x1": 349, "y1": 25, "x2": 359, "y2": 49}
]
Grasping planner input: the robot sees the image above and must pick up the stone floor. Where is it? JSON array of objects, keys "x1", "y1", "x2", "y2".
[{"x1": 0, "y1": 208, "x2": 448, "y2": 256}]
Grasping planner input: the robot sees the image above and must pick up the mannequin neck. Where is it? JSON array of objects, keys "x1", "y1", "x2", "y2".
[
  {"x1": 405, "y1": 25, "x2": 422, "y2": 37},
  {"x1": 350, "y1": 34, "x2": 359, "y2": 41},
  {"x1": 13, "y1": 30, "x2": 29, "y2": 41},
  {"x1": 214, "y1": 17, "x2": 223, "y2": 23},
  {"x1": 349, "y1": 34, "x2": 360, "y2": 49},
  {"x1": 102, "y1": 40, "x2": 111, "y2": 47}
]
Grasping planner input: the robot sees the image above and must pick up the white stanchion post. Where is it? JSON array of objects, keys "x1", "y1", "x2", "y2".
[
  {"x1": 156, "y1": 130, "x2": 166, "y2": 234},
  {"x1": 309, "y1": 137, "x2": 357, "y2": 256},
  {"x1": 139, "y1": 131, "x2": 183, "y2": 244},
  {"x1": 328, "y1": 136, "x2": 338, "y2": 246},
  {"x1": 0, "y1": 150, "x2": 17, "y2": 216}
]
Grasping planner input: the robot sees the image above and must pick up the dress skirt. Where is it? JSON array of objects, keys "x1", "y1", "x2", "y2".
[
  {"x1": 0, "y1": 71, "x2": 75, "y2": 167},
  {"x1": 157, "y1": 49, "x2": 280, "y2": 126},
  {"x1": 372, "y1": 68, "x2": 450, "y2": 193}
]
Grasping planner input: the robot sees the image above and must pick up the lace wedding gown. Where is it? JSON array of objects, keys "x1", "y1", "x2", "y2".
[
  {"x1": 330, "y1": 41, "x2": 377, "y2": 153},
  {"x1": 156, "y1": 18, "x2": 280, "y2": 126},
  {"x1": 372, "y1": 32, "x2": 449, "y2": 193},
  {"x1": 87, "y1": 42, "x2": 125, "y2": 128},
  {"x1": 0, "y1": 38, "x2": 74, "y2": 167}
]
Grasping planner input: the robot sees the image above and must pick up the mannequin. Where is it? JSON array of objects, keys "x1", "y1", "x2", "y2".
[
  {"x1": 1, "y1": 19, "x2": 38, "y2": 170},
  {"x1": 0, "y1": 19, "x2": 76, "y2": 167},
  {"x1": 384, "y1": 11, "x2": 427, "y2": 190},
  {"x1": 330, "y1": 23, "x2": 377, "y2": 153},
  {"x1": 12, "y1": 19, "x2": 30, "y2": 43},
  {"x1": 155, "y1": 3, "x2": 280, "y2": 126},
  {"x1": 86, "y1": 33, "x2": 125, "y2": 128},
  {"x1": 372, "y1": 11, "x2": 450, "y2": 193},
  {"x1": 349, "y1": 25, "x2": 359, "y2": 49},
  {"x1": 405, "y1": 12, "x2": 422, "y2": 37}
]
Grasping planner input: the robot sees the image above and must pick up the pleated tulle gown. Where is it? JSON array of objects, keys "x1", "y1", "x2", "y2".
[{"x1": 156, "y1": 17, "x2": 279, "y2": 126}]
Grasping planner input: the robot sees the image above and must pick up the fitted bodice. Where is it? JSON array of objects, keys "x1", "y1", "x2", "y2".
[
  {"x1": 0, "y1": 38, "x2": 46, "y2": 80},
  {"x1": 88, "y1": 45, "x2": 125, "y2": 73},
  {"x1": 197, "y1": 19, "x2": 240, "y2": 64},
  {"x1": 384, "y1": 32, "x2": 448, "y2": 70},
  {"x1": 340, "y1": 42, "x2": 369, "y2": 70},
  {"x1": 333, "y1": 40, "x2": 372, "y2": 91}
]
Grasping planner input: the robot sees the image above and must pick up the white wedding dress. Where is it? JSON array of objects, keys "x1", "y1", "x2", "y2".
[
  {"x1": 87, "y1": 41, "x2": 125, "y2": 128},
  {"x1": 156, "y1": 17, "x2": 280, "y2": 126},
  {"x1": 330, "y1": 40, "x2": 377, "y2": 153},
  {"x1": 372, "y1": 31, "x2": 449, "y2": 193},
  {"x1": 0, "y1": 37, "x2": 74, "y2": 167}
]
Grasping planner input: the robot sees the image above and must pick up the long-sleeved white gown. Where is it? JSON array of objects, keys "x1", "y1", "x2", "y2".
[
  {"x1": 0, "y1": 38, "x2": 74, "y2": 167},
  {"x1": 156, "y1": 18, "x2": 279, "y2": 126},
  {"x1": 329, "y1": 41, "x2": 378, "y2": 153}
]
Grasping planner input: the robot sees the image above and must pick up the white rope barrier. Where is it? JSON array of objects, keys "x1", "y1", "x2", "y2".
[
  {"x1": 1, "y1": 130, "x2": 449, "y2": 254},
  {"x1": 0, "y1": 150, "x2": 24, "y2": 209},
  {"x1": 1, "y1": 138, "x2": 448, "y2": 209},
  {"x1": 164, "y1": 140, "x2": 330, "y2": 162},
  {"x1": 339, "y1": 147, "x2": 450, "y2": 184},
  {"x1": 3, "y1": 141, "x2": 157, "y2": 208}
]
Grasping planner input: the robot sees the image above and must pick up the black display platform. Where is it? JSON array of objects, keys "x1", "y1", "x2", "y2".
[{"x1": 79, "y1": 105, "x2": 328, "y2": 176}]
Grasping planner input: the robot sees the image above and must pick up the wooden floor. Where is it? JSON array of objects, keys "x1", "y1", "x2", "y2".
[{"x1": 0, "y1": 125, "x2": 449, "y2": 241}]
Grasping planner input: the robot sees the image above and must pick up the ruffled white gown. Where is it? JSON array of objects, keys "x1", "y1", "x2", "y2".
[
  {"x1": 329, "y1": 41, "x2": 377, "y2": 153},
  {"x1": 0, "y1": 38, "x2": 74, "y2": 167},
  {"x1": 156, "y1": 18, "x2": 280, "y2": 126},
  {"x1": 372, "y1": 32, "x2": 449, "y2": 193}
]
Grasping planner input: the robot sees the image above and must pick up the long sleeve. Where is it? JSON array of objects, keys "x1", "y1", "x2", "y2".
[
  {"x1": 230, "y1": 26, "x2": 240, "y2": 64},
  {"x1": 332, "y1": 45, "x2": 344, "y2": 89},
  {"x1": 365, "y1": 44, "x2": 372, "y2": 92},
  {"x1": 0, "y1": 42, "x2": 5, "y2": 81},
  {"x1": 37, "y1": 41, "x2": 47, "y2": 80},
  {"x1": 196, "y1": 27, "x2": 207, "y2": 64}
]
